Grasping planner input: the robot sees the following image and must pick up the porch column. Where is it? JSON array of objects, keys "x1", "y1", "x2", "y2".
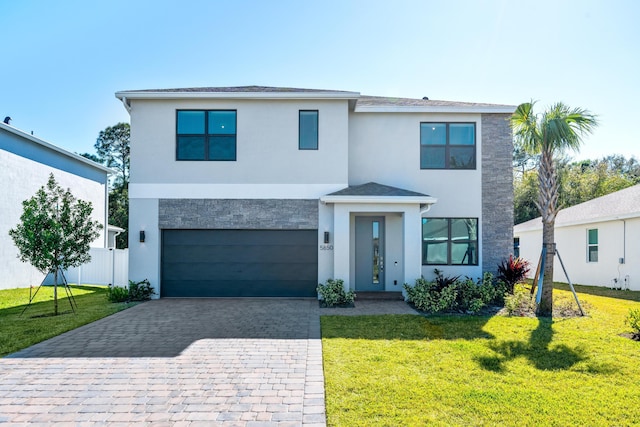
[
  {"x1": 403, "y1": 206, "x2": 423, "y2": 284},
  {"x1": 333, "y1": 204, "x2": 351, "y2": 291}
]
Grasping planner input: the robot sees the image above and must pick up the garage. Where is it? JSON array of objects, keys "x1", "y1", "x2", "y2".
[{"x1": 161, "y1": 229, "x2": 318, "y2": 297}]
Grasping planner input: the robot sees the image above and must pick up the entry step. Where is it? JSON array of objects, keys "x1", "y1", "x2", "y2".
[{"x1": 355, "y1": 291, "x2": 404, "y2": 301}]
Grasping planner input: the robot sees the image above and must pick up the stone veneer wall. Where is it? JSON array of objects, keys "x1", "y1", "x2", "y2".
[
  {"x1": 481, "y1": 113, "x2": 514, "y2": 273},
  {"x1": 158, "y1": 199, "x2": 318, "y2": 230}
]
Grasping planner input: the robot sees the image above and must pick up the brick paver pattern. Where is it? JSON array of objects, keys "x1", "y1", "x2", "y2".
[{"x1": 0, "y1": 299, "x2": 329, "y2": 426}]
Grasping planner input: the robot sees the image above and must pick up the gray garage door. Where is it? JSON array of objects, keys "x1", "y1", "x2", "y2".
[{"x1": 161, "y1": 229, "x2": 318, "y2": 297}]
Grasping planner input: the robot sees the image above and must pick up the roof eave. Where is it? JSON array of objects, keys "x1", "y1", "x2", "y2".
[
  {"x1": 115, "y1": 91, "x2": 361, "y2": 101},
  {"x1": 320, "y1": 195, "x2": 438, "y2": 205},
  {"x1": 354, "y1": 105, "x2": 516, "y2": 114},
  {"x1": 0, "y1": 122, "x2": 115, "y2": 174},
  {"x1": 514, "y1": 212, "x2": 640, "y2": 233}
]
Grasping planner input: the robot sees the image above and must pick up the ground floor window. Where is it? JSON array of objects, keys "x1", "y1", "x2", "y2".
[
  {"x1": 514, "y1": 237, "x2": 520, "y2": 257},
  {"x1": 587, "y1": 228, "x2": 598, "y2": 262},
  {"x1": 422, "y1": 218, "x2": 478, "y2": 265}
]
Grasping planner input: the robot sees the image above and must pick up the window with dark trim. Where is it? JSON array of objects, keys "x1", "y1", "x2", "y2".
[
  {"x1": 514, "y1": 237, "x2": 520, "y2": 258},
  {"x1": 299, "y1": 110, "x2": 318, "y2": 150},
  {"x1": 587, "y1": 228, "x2": 598, "y2": 262},
  {"x1": 420, "y1": 122, "x2": 476, "y2": 169},
  {"x1": 176, "y1": 110, "x2": 237, "y2": 161},
  {"x1": 422, "y1": 218, "x2": 478, "y2": 265}
]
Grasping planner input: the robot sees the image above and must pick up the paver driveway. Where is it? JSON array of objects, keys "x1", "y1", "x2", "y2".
[{"x1": 0, "y1": 298, "x2": 326, "y2": 426}]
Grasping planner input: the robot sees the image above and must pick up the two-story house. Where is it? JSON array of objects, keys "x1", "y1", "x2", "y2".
[{"x1": 116, "y1": 86, "x2": 514, "y2": 298}]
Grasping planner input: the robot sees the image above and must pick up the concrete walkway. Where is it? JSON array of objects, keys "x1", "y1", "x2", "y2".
[{"x1": 0, "y1": 298, "x2": 418, "y2": 426}]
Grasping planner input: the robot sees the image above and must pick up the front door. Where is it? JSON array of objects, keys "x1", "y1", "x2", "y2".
[{"x1": 355, "y1": 216, "x2": 385, "y2": 291}]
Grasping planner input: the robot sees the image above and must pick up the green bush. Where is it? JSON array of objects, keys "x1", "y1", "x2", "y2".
[
  {"x1": 504, "y1": 287, "x2": 537, "y2": 316},
  {"x1": 626, "y1": 308, "x2": 640, "y2": 337},
  {"x1": 128, "y1": 279, "x2": 154, "y2": 301},
  {"x1": 106, "y1": 279, "x2": 155, "y2": 303},
  {"x1": 106, "y1": 285, "x2": 129, "y2": 303},
  {"x1": 404, "y1": 271, "x2": 504, "y2": 314},
  {"x1": 317, "y1": 279, "x2": 355, "y2": 307}
]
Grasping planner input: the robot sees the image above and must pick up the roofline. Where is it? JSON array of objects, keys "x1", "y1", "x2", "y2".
[
  {"x1": 0, "y1": 122, "x2": 114, "y2": 174},
  {"x1": 320, "y1": 195, "x2": 438, "y2": 205},
  {"x1": 514, "y1": 212, "x2": 640, "y2": 233},
  {"x1": 115, "y1": 90, "x2": 361, "y2": 101},
  {"x1": 354, "y1": 105, "x2": 517, "y2": 114}
]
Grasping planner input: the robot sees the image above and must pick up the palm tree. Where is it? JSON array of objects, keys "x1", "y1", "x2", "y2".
[{"x1": 511, "y1": 102, "x2": 598, "y2": 316}]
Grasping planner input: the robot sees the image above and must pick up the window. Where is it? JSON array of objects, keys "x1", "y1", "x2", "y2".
[
  {"x1": 587, "y1": 229, "x2": 598, "y2": 262},
  {"x1": 420, "y1": 122, "x2": 476, "y2": 169},
  {"x1": 299, "y1": 110, "x2": 318, "y2": 150},
  {"x1": 176, "y1": 110, "x2": 236, "y2": 160},
  {"x1": 422, "y1": 218, "x2": 478, "y2": 265},
  {"x1": 513, "y1": 237, "x2": 520, "y2": 258}
]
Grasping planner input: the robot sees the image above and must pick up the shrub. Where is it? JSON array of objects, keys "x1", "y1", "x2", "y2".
[
  {"x1": 626, "y1": 308, "x2": 640, "y2": 338},
  {"x1": 503, "y1": 287, "x2": 537, "y2": 316},
  {"x1": 317, "y1": 279, "x2": 355, "y2": 307},
  {"x1": 404, "y1": 271, "x2": 504, "y2": 314},
  {"x1": 497, "y1": 255, "x2": 531, "y2": 294},
  {"x1": 106, "y1": 279, "x2": 155, "y2": 303},
  {"x1": 128, "y1": 279, "x2": 155, "y2": 301},
  {"x1": 106, "y1": 285, "x2": 129, "y2": 303}
]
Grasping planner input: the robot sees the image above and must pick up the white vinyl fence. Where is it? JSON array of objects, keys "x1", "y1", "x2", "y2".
[{"x1": 65, "y1": 248, "x2": 129, "y2": 287}]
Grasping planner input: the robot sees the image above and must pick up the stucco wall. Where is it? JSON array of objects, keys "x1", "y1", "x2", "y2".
[
  {"x1": 348, "y1": 111, "x2": 484, "y2": 280},
  {"x1": 1, "y1": 139, "x2": 108, "y2": 290},
  {"x1": 516, "y1": 218, "x2": 640, "y2": 290}
]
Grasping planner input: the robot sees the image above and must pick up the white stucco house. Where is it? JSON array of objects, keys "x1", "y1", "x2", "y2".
[
  {"x1": 116, "y1": 86, "x2": 515, "y2": 298},
  {"x1": 514, "y1": 184, "x2": 640, "y2": 291},
  {"x1": 0, "y1": 121, "x2": 112, "y2": 290}
]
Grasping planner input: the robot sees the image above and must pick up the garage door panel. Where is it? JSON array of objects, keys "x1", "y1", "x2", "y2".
[
  {"x1": 163, "y1": 244, "x2": 317, "y2": 264},
  {"x1": 161, "y1": 230, "x2": 318, "y2": 297},
  {"x1": 162, "y1": 262, "x2": 317, "y2": 281}
]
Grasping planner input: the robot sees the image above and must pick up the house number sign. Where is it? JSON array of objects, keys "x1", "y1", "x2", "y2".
[{"x1": 320, "y1": 244, "x2": 334, "y2": 250}]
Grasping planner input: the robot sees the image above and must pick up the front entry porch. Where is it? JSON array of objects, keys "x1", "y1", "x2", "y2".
[{"x1": 320, "y1": 182, "x2": 437, "y2": 296}]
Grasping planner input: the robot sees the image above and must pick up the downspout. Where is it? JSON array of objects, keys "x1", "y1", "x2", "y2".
[{"x1": 119, "y1": 96, "x2": 132, "y2": 114}]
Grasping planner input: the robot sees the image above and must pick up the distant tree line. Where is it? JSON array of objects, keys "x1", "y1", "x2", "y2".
[
  {"x1": 514, "y1": 154, "x2": 640, "y2": 225},
  {"x1": 80, "y1": 122, "x2": 130, "y2": 248}
]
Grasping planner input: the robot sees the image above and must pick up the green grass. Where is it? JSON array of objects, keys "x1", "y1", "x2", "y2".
[
  {"x1": 321, "y1": 286, "x2": 640, "y2": 426},
  {"x1": 0, "y1": 285, "x2": 136, "y2": 357}
]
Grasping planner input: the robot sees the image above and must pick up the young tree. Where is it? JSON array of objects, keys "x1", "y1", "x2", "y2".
[
  {"x1": 9, "y1": 174, "x2": 102, "y2": 315},
  {"x1": 511, "y1": 102, "x2": 597, "y2": 316},
  {"x1": 95, "y1": 122, "x2": 130, "y2": 190}
]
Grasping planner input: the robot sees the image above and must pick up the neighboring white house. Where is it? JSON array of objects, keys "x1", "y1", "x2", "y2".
[
  {"x1": 0, "y1": 121, "x2": 112, "y2": 290},
  {"x1": 514, "y1": 184, "x2": 640, "y2": 291},
  {"x1": 116, "y1": 86, "x2": 515, "y2": 298}
]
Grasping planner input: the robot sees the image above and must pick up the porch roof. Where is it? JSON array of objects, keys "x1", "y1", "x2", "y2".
[{"x1": 320, "y1": 182, "x2": 437, "y2": 207}]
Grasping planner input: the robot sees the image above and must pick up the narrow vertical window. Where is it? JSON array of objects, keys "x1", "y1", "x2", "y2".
[
  {"x1": 587, "y1": 229, "x2": 598, "y2": 262},
  {"x1": 299, "y1": 110, "x2": 318, "y2": 150},
  {"x1": 513, "y1": 237, "x2": 520, "y2": 257}
]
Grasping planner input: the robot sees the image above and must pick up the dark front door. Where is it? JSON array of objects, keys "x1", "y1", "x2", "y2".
[
  {"x1": 355, "y1": 216, "x2": 385, "y2": 291},
  {"x1": 161, "y1": 229, "x2": 318, "y2": 297}
]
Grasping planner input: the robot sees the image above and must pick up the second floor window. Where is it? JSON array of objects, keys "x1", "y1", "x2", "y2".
[
  {"x1": 420, "y1": 122, "x2": 476, "y2": 169},
  {"x1": 299, "y1": 110, "x2": 318, "y2": 150},
  {"x1": 176, "y1": 110, "x2": 237, "y2": 161}
]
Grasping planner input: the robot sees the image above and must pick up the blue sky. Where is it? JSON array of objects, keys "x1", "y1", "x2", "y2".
[{"x1": 1, "y1": 0, "x2": 638, "y2": 161}]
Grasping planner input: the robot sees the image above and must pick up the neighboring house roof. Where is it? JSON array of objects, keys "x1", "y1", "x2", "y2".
[
  {"x1": 115, "y1": 86, "x2": 515, "y2": 114},
  {"x1": 515, "y1": 184, "x2": 640, "y2": 232},
  {"x1": 0, "y1": 122, "x2": 113, "y2": 174},
  {"x1": 321, "y1": 182, "x2": 437, "y2": 206}
]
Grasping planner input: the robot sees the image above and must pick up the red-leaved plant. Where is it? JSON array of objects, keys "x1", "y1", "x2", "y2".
[{"x1": 497, "y1": 255, "x2": 531, "y2": 294}]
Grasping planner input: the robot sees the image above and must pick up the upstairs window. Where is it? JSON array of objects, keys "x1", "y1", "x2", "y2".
[
  {"x1": 587, "y1": 229, "x2": 598, "y2": 262},
  {"x1": 420, "y1": 122, "x2": 476, "y2": 169},
  {"x1": 176, "y1": 110, "x2": 236, "y2": 161},
  {"x1": 299, "y1": 110, "x2": 318, "y2": 150},
  {"x1": 422, "y1": 218, "x2": 478, "y2": 265}
]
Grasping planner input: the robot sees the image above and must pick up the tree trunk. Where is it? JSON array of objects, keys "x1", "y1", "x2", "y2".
[
  {"x1": 53, "y1": 267, "x2": 59, "y2": 316},
  {"x1": 537, "y1": 150, "x2": 558, "y2": 317}
]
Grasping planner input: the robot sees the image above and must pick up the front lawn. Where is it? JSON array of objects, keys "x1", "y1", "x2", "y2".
[
  {"x1": 0, "y1": 285, "x2": 135, "y2": 357},
  {"x1": 321, "y1": 286, "x2": 640, "y2": 426}
]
